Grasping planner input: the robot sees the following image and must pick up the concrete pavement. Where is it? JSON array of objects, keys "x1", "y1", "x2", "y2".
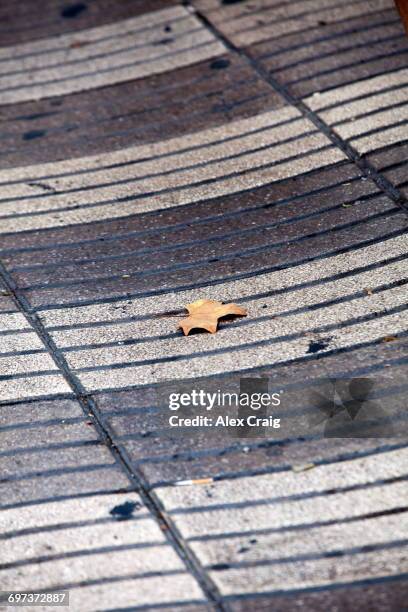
[{"x1": 0, "y1": 1, "x2": 407, "y2": 610}]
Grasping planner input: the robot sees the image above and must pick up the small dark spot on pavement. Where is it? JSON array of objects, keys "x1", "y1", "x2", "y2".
[
  {"x1": 210, "y1": 562, "x2": 231, "y2": 570},
  {"x1": 153, "y1": 37, "x2": 174, "y2": 46},
  {"x1": 23, "y1": 129, "x2": 46, "y2": 141},
  {"x1": 164, "y1": 25, "x2": 172, "y2": 32},
  {"x1": 210, "y1": 58, "x2": 230, "y2": 70},
  {"x1": 222, "y1": 0, "x2": 245, "y2": 4},
  {"x1": 307, "y1": 337, "x2": 332, "y2": 354},
  {"x1": 109, "y1": 500, "x2": 141, "y2": 520},
  {"x1": 61, "y1": 3, "x2": 87, "y2": 18},
  {"x1": 27, "y1": 181, "x2": 55, "y2": 192}
]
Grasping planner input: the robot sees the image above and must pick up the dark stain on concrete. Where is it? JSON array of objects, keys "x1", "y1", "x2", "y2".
[
  {"x1": 61, "y1": 3, "x2": 87, "y2": 18},
  {"x1": 307, "y1": 337, "x2": 332, "y2": 354},
  {"x1": 27, "y1": 182, "x2": 56, "y2": 192},
  {"x1": 152, "y1": 37, "x2": 174, "y2": 46},
  {"x1": 210, "y1": 58, "x2": 230, "y2": 70},
  {"x1": 23, "y1": 129, "x2": 46, "y2": 141},
  {"x1": 109, "y1": 500, "x2": 141, "y2": 520},
  {"x1": 210, "y1": 562, "x2": 231, "y2": 570}
]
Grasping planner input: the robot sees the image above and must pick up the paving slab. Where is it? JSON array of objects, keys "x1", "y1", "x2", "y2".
[
  {"x1": 0, "y1": 398, "x2": 130, "y2": 508},
  {"x1": 156, "y1": 447, "x2": 408, "y2": 597},
  {"x1": 0, "y1": 490, "x2": 206, "y2": 611}
]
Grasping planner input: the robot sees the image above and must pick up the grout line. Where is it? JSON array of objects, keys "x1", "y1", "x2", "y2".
[
  {"x1": 189, "y1": 2, "x2": 408, "y2": 216},
  {"x1": 0, "y1": 260, "x2": 225, "y2": 612}
]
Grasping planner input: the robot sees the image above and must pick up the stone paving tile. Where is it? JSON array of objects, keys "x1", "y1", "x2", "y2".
[
  {"x1": 305, "y1": 67, "x2": 408, "y2": 194},
  {"x1": 0, "y1": 398, "x2": 130, "y2": 507},
  {"x1": 0, "y1": 491, "x2": 206, "y2": 611},
  {"x1": 89, "y1": 336, "x2": 408, "y2": 486},
  {"x1": 31, "y1": 215, "x2": 407, "y2": 390},
  {"x1": 191, "y1": 0, "x2": 408, "y2": 203},
  {"x1": 155, "y1": 446, "x2": 408, "y2": 599},
  {"x1": 245, "y1": 3, "x2": 408, "y2": 99},
  {"x1": 10, "y1": 180, "x2": 406, "y2": 310},
  {"x1": 0, "y1": 398, "x2": 207, "y2": 609}
]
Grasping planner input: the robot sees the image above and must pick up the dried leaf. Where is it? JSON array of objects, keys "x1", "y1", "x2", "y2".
[
  {"x1": 383, "y1": 336, "x2": 397, "y2": 343},
  {"x1": 364, "y1": 287, "x2": 373, "y2": 295},
  {"x1": 179, "y1": 299, "x2": 247, "y2": 335}
]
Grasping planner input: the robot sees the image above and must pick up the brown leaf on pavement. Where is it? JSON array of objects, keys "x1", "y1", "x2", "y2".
[{"x1": 178, "y1": 298, "x2": 247, "y2": 336}]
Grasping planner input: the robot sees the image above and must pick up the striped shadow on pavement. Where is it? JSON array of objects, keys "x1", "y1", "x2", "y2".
[
  {"x1": 156, "y1": 446, "x2": 408, "y2": 596},
  {"x1": 191, "y1": 0, "x2": 394, "y2": 48},
  {"x1": 1, "y1": 0, "x2": 407, "y2": 608},
  {"x1": 0, "y1": 6, "x2": 226, "y2": 105},
  {"x1": 34, "y1": 233, "x2": 408, "y2": 391},
  {"x1": 193, "y1": 0, "x2": 408, "y2": 99},
  {"x1": 305, "y1": 68, "x2": 408, "y2": 155},
  {"x1": 0, "y1": 107, "x2": 343, "y2": 234},
  {"x1": 0, "y1": 486, "x2": 205, "y2": 610},
  {"x1": 304, "y1": 68, "x2": 408, "y2": 203}
]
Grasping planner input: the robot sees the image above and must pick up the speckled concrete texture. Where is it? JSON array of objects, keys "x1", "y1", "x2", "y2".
[{"x1": 0, "y1": 0, "x2": 407, "y2": 609}]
